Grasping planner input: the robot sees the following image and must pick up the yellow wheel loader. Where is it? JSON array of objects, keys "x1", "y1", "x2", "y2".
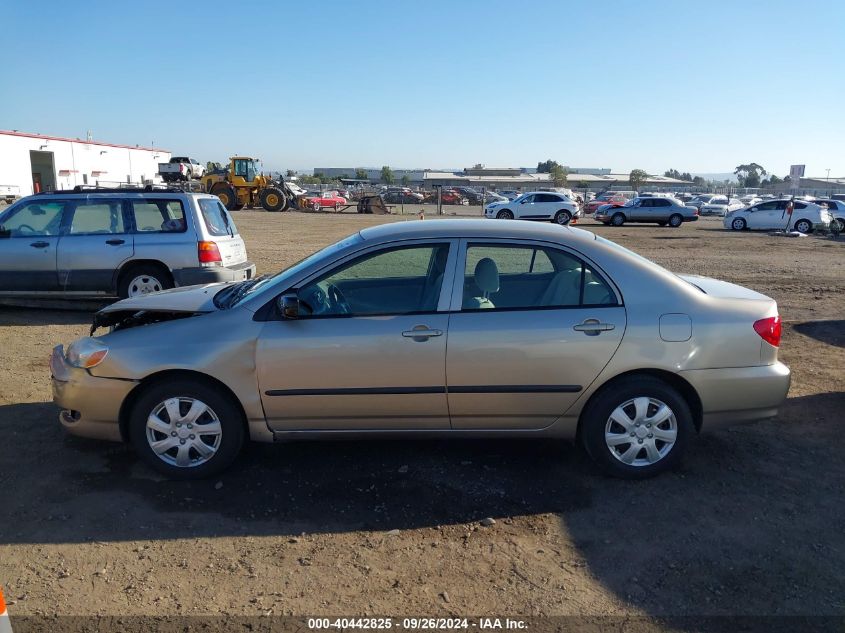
[{"x1": 201, "y1": 157, "x2": 294, "y2": 212}]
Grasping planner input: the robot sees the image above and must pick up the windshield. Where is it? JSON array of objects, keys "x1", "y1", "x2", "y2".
[{"x1": 215, "y1": 233, "x2": 364, "y2": 308}]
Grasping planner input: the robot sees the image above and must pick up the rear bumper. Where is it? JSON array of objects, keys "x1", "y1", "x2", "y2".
[
  {"x1": 680, "y1": 362, "x2": 791, "y2": 432},
  {"x1": 172, "y1": 261, "x2": 256, "y2": 286},
  {"x1": 51, "y1": 345, "x2": 135, "y2": 442}
]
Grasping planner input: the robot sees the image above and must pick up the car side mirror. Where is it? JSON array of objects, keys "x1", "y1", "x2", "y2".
[{"x1": 278, "y1": 293, "x2": 303, "y2": 319}]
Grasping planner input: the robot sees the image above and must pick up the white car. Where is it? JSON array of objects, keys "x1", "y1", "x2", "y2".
[
  {"x1": 724, "y1": 199, "x2": 831, "y2": 233},
  {"x1": 739, "y1": 195, "x2": 761, "y2": 206},
  {"x1": 485, "y1": 191, "x2": 580, "y2": 225},
  {"x1": 700, "y1": 196, "x2": 745, "y2": 217}
]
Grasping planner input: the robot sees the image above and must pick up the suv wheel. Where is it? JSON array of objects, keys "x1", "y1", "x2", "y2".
[
  {"x1": 129, "y1": 379, "x2": 245, "y2": 480},
  {"x1": 496, "y1": 209, "x2": 514, "y2": 219},
  {"x1": 554, "y1": 210, "x2": 572, "y2": 225},
  {"x1": 118, "y1": 264, "x2": 173, "y2": 299},
  {"x1": 580, "y1": 376, "x2": 693, "y2": 479}
]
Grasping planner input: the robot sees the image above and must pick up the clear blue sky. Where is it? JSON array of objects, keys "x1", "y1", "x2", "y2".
[{"x1": 4, "y1": 0, "x2": 844, "y2": 177}]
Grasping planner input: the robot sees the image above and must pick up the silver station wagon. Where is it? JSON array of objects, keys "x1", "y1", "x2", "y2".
[
  {"x1": 0, "y1": 189, "x2": 255, "y2": 299},
  {"x1": 51, "y1": 220, "x2": 790, "y2": 479}
]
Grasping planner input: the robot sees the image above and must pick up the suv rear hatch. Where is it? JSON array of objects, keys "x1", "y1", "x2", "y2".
[{"x1": 196, "y1": 197, "x2": 248, "y2": 267}]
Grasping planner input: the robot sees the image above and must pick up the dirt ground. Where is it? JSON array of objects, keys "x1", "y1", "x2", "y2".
[{"x1": 0, "y1": 209, "x2": 843, "y2": 626}]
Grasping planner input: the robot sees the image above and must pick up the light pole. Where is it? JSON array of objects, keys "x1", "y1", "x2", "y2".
[{"x1": 826, "y1": 168, "x2": 831, "y2": 197}]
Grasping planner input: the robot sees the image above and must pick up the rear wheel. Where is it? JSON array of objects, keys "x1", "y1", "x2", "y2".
[
  {"x1": 611, "y1": 213, "x2": 625, "y2": 227},
  {"x1": 668, "y1": 213, "x2": 683, "y2": 228},
  {"x1": 580, "y1": 376, "x2": 693, "y2": 479},
  {"x1": 554, "y1": 209, "x2": 572, "y2": 225},
  {"x1": 794, "y1": 219, "x2": 812, "y2": 233},
  {"x1": 117, "y1": 263, "x2": 173, "y2": 299},
  {"x1": 260, "y1": 187, "x2": 287, "y2": 212},
  {"x1": 212, "y1": 184, "x2": 238, "y2": 211},
  {"x1": 129, "y1": 379, "x2": 245, "y2": 480},
  {"x1": 496, "y1": 209, "x2": 514, "y2": 219}
]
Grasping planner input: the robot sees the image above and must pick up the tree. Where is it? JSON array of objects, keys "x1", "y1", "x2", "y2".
[
  {"x1": 664, "y1": 168, "x2": 681, "y2": 179},
  {"x1": 764, "y1": 174, "x2": 783, "y2": 187},
  {"x1": 692, "y1": 176, "x2": 706, "y2": 186},
  {"x1": 298, "y1": 174, "x2": 322, "y2": 185},
  {"x1": 355, "y1": 168, "x2": 368, "y2": 180},
  {"x1": 537, "y1": 159, "x2": 561, "y2": 174},
  {"x1": 629, "y1": 169, "x2": 649, "y2": 192},
  {"x1": 681, "y1": 172, "x2": 693, "y2": 182},
  {"x1": 285, "y1": 169, "x2": 296, "y2": 177},
  {"x1": 734, "y1": 163, "x2": 767, "y2": 188},
  {"x1": 381, "y1": 166, "x2": 394, "y2": 184},
  {"x1": 401, "y1": 174, "x2": 411, "y2": 186},
  {"x1": 550, "y1": 164, "x2": 569, "y2": 187}
]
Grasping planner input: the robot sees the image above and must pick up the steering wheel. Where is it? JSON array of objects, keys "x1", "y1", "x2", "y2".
[
  {"x1": 326, "y1": 283, "x2": 352, "y2": 314},
  {"x1": 16, "y1": 224, "x2": 36, "y2": 234}
]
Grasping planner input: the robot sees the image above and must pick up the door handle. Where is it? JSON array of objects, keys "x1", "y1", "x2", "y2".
[
  {"x1": 573, "y1": 319, "x2": 615, "y2": 335},
  {"x1": 106, "y1": 239, "x2": 125, "y2": 245},
  {"x1": 402, "y1": 326, "x2": 443, "y2": 341},
  {"x1": 29, "y1": 241, "x2": 49, "y2": 248}
]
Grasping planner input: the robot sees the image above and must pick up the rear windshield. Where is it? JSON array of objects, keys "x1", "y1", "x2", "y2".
[{"x1": 198, "y1": 198, "x2": 238, "y2": 237}]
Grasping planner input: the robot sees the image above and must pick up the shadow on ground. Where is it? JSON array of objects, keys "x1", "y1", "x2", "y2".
[{"x1": 793, "y1": 320, "x2": 845, "y2": 348}]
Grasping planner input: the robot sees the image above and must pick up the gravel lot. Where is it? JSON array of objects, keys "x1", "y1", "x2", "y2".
[{"x1": 0, "y1": 209, "x2": 843, "y2": 625}]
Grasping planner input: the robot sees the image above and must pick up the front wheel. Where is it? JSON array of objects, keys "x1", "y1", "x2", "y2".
[
  {"x1": 260, "y1": 187, "x2": 287, "y2": 212},
  {"x1": 580, "y1": 376, "x2": 693, "y2": 479},
  {"x1": 610, "y1": 213, "x2": 625, "y2": 227},
  {"x1": 731, "y1": 217, "x2": 746, "y2": 231},
  {"x1": 312, "y1": 201, "x2": 322, "y2": 212},
  {"x1": 496, "y1": 209, "x2": 514, "y2": 219},
  {"x1": 554, "y1": 210, "x2": 572, "y2": 225},
  {"x1": 794, "y1": 219, "x2": 812, "y2": 233},
  {"x1": 668, "y1": 213, "x2": 683, "y2": 228},
  {"x1": 129, "y1": 379, "x2": 245, "y2": 480}
]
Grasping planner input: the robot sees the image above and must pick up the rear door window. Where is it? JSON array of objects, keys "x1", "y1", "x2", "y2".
[
  {"x1": 131, "y1": 199, "x2": 186, "y2": 232},
  {"x1": 67, "y1": 200, "x2": 126, "y2": 235},
  {"x1": 198, "y1": 198, "x2": 238, "y2": 236}
]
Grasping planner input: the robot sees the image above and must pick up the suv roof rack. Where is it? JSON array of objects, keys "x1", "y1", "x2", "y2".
[{"x1": 45, "y1": 184, "x2": 204, "y2": 195}]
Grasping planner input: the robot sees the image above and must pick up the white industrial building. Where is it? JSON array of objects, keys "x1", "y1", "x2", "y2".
[{"x1": 0, "y1": 130, "x2": 170, "y2": 198}]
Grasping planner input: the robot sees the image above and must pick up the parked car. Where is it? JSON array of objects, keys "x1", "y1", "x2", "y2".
[
  {"x1": 441, "y1": 190, "x2": 469, "y2": 205},
  {"x1": 484, "y1": 191, "x2": 509, "y2": 204},
  {"x1": 596, "y1": 196, "x2": 698, "y2": 227},
  {"x1": 699, "y1": 196, "x2": 745, "y2": 217},
  {"x1": 498, "y1": 190, "x2": 521, "y2": 201},
  {"x1": 382, "y1": 190, "x2": 424, "y2": 204},
  {"x1": 158, "y1": 157, "x2": 205, "y2": 182},
  {"x1": 485, "y1": 191, "x2": 580, "y2": 224},
  {"x1": 451, "y1": 187, "x2": 484, "y2": 205},
  {"x1": 51, "y1": 219, "x2": 791, "y2": 480},
  {"x1": 813, "y1": 199, "x2": 845, "y2": 231},
  {"x1": 685, "y1": 194, "x2": 720, "y2": 210},
  {"x1": 305, "y1": 191, "x2": 347, "y2": 211},
  {"x1": 586, "y1": 191, "x2": 635, "y2": 213},
  {"x1": 724, "y1": 199, "x2": 831, "y2": 233},
  {"x1": 0, "y1": 190, "x2": 255, "y2": 298}
]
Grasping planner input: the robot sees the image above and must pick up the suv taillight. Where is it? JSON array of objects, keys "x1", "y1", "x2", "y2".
[
  {"x1": 198, "y1": 241, "x2": 222, "y2": 265},
  {"x1": 753, "y1": 316, "x2": 782, "y2": 347}
]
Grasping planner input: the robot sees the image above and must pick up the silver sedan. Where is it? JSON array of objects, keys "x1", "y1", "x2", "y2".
[{"x1": 51, "y1": 219, "x2": 790, "y2": 480}]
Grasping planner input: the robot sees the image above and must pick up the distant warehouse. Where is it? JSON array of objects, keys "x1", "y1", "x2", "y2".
[{"x1": 0, "y1": 130, "x2": 171, "y2": 198}]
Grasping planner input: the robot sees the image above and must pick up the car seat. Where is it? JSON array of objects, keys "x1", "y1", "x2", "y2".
[{"x1": 465, "y1": 257, "x2": 499, "y2": 309}]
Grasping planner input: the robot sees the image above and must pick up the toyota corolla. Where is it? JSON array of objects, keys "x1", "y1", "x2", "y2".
[{"x1": 51, "y1": 220, "x2": 790, "y2": 480}]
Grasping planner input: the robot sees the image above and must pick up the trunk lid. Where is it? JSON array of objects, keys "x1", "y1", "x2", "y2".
[{"x1": 678, "y1": 274, "x2": 773, "y2": 302}]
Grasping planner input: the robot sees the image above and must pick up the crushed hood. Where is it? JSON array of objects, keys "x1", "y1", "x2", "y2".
[
  {"x1": 678, "y1": 274, "x2": 773, "y2": 302},
  {"x1": 97, "y1": 283, "x2": 228, "y2": 315}
]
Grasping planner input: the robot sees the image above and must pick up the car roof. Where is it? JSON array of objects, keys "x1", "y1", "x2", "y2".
[
  {"x1": 24, "y1": 190, "x2": 214, "y2": 200},
  {"x1": 359, "y1": 218, "x2": 595, "y2": 244}
]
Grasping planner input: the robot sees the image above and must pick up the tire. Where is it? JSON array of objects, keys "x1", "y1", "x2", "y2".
[
  {"x1": 129, "y1": 378, "x2": 245, "y2": 480},
  {"x1": 794, "y1": 219, "x2": 812, "y2": 233},
  {"x1": 580, "y1": 376, "x2": 693, "y2": 479},
  {"x1": 233, "y1": 201, "x2": 246, "y2": 211},
  {"x1": 730, "y1": 217, "x2": 746, "y2": 231},
  {"x1": 260, "y1": 187, "x2": 287, "y2": 212},
  {"x1": 312, "y1": 201, "x2": 322, "y2": 212},
  {"x1": 211, "y1": 184, "x2": 238, "y2": 211},
  {"x1": 610, "y1": 213, "x2": 625, "y2": 226},
  {"x1": 668, "y1": 213, "x2": 683, "y2": 228},
  {"x1": 554, "y1": 209, "x2": 572, "y2": 225},
  {"x1": 496, "y1": 209, "x2": 514, "y2": 219},
  {"x1": 117, "y1": 263, "x2": 173, "y2": 299}
]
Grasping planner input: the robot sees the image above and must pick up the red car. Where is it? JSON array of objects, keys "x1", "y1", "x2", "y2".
[
  {"x1": 305, "y1": 191, "x2": 347, "y2": 211},
  {"x1": 586, "y1": 193, "x2": 627, "y2": 213},
  {"x1": 441, "y1": 189, "x2": 469, "y2": 205}
]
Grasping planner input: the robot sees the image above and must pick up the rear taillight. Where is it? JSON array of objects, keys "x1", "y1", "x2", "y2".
[
  {"x1": 198, "y1": 241, "x2": 222, "y2": 265},
  {"x1": 753, "y1": 316, "x2": 782, "y2": 347}
]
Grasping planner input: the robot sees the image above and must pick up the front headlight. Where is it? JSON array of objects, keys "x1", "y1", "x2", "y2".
[{"x1": 65, "y1": 337, "x2": 109, "y2": 368}]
